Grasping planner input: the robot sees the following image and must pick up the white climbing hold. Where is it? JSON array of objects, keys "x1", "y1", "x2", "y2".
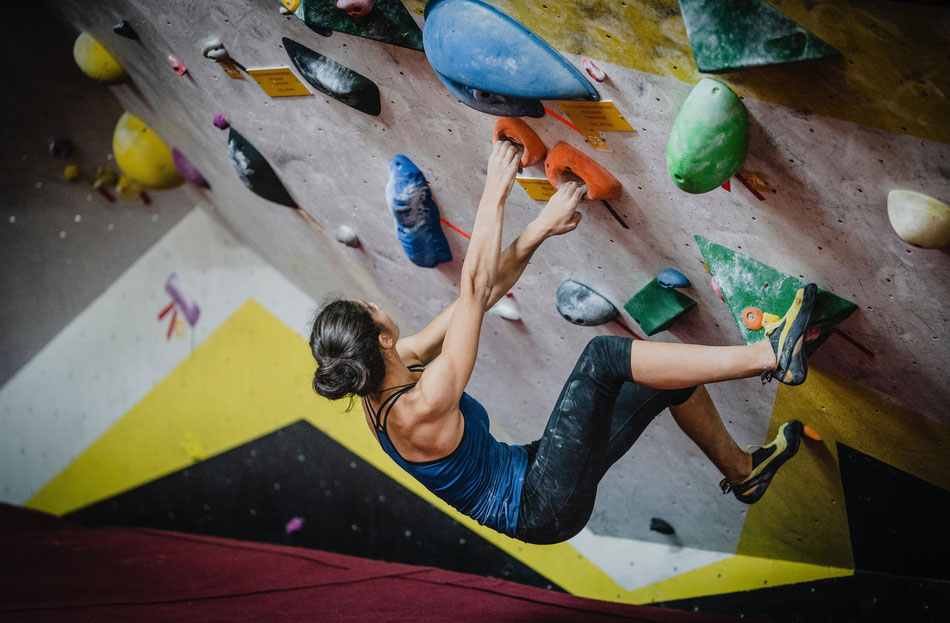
[
  {"x1": 582, "y1": 57, "x2": 606, "y2": 82},
  {"x1": 887, "y1": 189, "x2": 950, "y2": 249},
  {"x1": 201, "y1": 38, "x2": 229, "y2": 62},
  {"x1": 335, "y1": 224, "x2": 360, "y2": 248},
  {"x1": 488, "y1": 298, "x2": 521, "y2": 321}
]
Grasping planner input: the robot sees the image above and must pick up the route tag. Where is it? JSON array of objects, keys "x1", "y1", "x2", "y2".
[
  {"x1": 556, "y1": 101, "x2": 634, "y2": 133},
  {"x1": 246, "y1": 67, "x2": 312, "y2": 97},
  {"x1": 517, "y1": 177, "x2": 558, "y2": 201}
]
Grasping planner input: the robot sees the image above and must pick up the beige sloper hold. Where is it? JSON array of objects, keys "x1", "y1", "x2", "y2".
[{"x1": 887, "y1": 190, "x2": 950, "y2": 249}]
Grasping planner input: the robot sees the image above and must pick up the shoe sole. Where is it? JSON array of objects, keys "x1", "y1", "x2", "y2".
[
  {"x1": 733, "y1": 420, "x2": 803, "y2": 504},
  {"x1": 769, "y1": 284, "x2": 817, "y2": 386}
]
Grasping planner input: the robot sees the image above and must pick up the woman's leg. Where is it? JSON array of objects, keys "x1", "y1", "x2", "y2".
[
  {"x1": 629, "y1": 340, "x2": 774, "y2": 389},
  {"x1": 667, "y1": 385, "x2": 751, "y2": 483}
]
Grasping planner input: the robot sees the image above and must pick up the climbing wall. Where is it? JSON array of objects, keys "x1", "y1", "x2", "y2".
[{"x1": 5, "y1": 0, "x2": 950, "y2": 618}]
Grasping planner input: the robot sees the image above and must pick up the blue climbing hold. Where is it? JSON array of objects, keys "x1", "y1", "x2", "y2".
[
  {"x1": 386, "y1": 155, "x2": 452, "y2": 268},
  {"x1": 555, "y1": 280, "x2": 618, "y2": 326},
  {"x1": 433, "y1": 70, "x2": 544, "y2": 118},
  {"x1": 423, "y1": 0, "x2": 598, "y2": 102},
  {"x1": 657, "y1": 267, "x2": 691, "y2": 289}
]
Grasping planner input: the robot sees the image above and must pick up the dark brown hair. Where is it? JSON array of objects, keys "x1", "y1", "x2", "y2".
[{"x1": 309, "y1": 299, "x2": 386, "y2": 401}]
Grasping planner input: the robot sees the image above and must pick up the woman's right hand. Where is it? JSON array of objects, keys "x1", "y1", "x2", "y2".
[{"x1": 483, "y1": 140, "x2": 521, "y2": 204}]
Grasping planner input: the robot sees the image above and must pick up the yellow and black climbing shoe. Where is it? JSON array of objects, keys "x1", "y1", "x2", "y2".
[
  {"x1": 761, "y1": 283, "x2": 817, "y2": 386},
  {"x1": 720, "y1": 420, "x2": 803, "y2": 504}
]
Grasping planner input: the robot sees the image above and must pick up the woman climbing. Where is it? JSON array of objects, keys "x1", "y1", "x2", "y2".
[{"x1": 309, "y1": 140, "x2": 817, "y2": 544}]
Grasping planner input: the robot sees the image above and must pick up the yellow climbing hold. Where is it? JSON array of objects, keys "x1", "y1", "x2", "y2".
[
  {"x1": 112, "y1": 112, "x2": 184, "y2": 190},
  {"x1": 73, "y1": 32, "x2": 127, "y2": 84},
  {"x1": 281, "y1": 0, "x2": 300, "y2": 12},
  {"x1": 887, "y1": 190, "x2": 950, "y2": 249},
  {"x1": 63, "y1": 165, "x2": 81, "y2": 182}
]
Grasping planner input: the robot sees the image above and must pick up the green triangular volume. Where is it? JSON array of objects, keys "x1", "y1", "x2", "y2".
[
  {"x1": 302, "y1": 0, "x2": 423, "y2": 51},
  {"x1": 695, "y1": 235, "x2": 856, "y2": 353},
  {"x1": 678, "y1": 0, "x2": 839, "y2": 72}
]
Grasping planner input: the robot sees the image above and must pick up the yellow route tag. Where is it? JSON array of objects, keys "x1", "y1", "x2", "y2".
[
  {"x1": 220, "y1": 59, "x2": 244, "y2": 80},
  {"x1": 556, "y1": 100, "x2": 634, "y2": 133},
  {"x1": 517, "y1": 177, "x2": 558, "y2": 201},
  {"x1": 246, "y1": 67, "x2": 312, "y2": 97}
]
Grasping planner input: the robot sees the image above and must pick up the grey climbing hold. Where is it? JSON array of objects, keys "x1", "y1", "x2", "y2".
[
  {"x1": 555, "y1": 280, "x2": 618, "y2": 326},
  {"x1": 650, "y1": 517, "x2": 675, "y2": 535},
  {"x1": 335, "y1": 224, "x2": 360, "y2": 247},
  {"x1": 201, "y1": 38, "x2": 229, "y2": 61},
  {"x1": 657, "y1": 267, "x2": 691, "y2": 289}
]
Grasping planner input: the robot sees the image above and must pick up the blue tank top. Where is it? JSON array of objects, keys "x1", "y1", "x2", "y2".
[{"x1": 365, "y1": 380, "x2": 528, "y2": 537}]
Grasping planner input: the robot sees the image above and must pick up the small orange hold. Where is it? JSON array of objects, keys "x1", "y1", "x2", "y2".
[
  {"x1": 740, "y1": 171, "x2": 771, "y2": 193},
  {"x1": 492, "y1": 117, "x2": 546, "y2": 167},
  {"x1": 803, "y1": 425, "x2": 822, "y2": 441},
  {"x1": 742, "y1": 306, "x2": 764, "y2": 331},
  {"x1": 544, "y1": 141, "x2": 621, "y2": 201}
]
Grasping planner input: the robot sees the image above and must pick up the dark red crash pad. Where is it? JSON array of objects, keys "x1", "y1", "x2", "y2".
[{"x1": 0, "y1": 502, "x2": 740, "y2": 622}]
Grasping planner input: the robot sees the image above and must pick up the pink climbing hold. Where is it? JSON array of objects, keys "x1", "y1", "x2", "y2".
[
  {"x1": 213, "y1": 112, "x2": 230, "y2": 130},
  {"x1": 582, "y1": 57, "x2": 606, "y2": 82},
  {"x1": 285, "y1": 516, "x2": 305, "y2": 534},
  {"x1": 337, "y1": 0, "x2": 373, "y2": 17},
  {"x1": 711, "y1": 276, "x2": 724, "y2": 302},
  {"x1": 172, "y1": 148, "x2": 210, "y2": 189},
  {"x1": 805, "y1": 326, "x2": 821, "y2": 344},
  {"x1": 168, "y1": 54, "x2": 187, "y2": 76}
]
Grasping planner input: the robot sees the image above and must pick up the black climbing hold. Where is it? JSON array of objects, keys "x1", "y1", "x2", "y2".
[
  {"x1": 282, "y1": 37, "x2": 381, "y2": 116},
  {"x1": 555, "y1": 280, "x2": 618, "y2": 326},
  {"x1": 650, "y1": 517, "x2": 675, "y2": 535},
  {"x1": 49, "y1": 138, "x2": 74, "y2": 159},
  {"x1": 226, "y1": 129, "x2": 297, "y2": 208},
  {"x1": 434, "y1": 70, "x2": 544, "y2": 118},
  {"x1": 113, "y1": 20, "x2": 139, "y2": 40}
]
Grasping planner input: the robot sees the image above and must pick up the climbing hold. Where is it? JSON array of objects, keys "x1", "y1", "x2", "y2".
[
  {"x1": 63, "y1": 165, "x2": 81, "y2": 182},
  {"x1": 624, "y1": 279, "x2": 697, "y2": 336},
  {"x1": 112, "y1": 112, "x2": 183, "y2": 190},
  {"x1": 227, "y1": 128, "x2": 297, "y2": 208},
  {"x1": 282, "y1": 38, "x2": 381, "y2": 116},
  {"x1": 802, "y1": 425, "x2": 822, "y2": 441},
  {"x1": 385, "y1": 154, "x2": 452, "y2": 268},
  {"x1": 667, "y1": 79, "x2": 748, "y2": 194},
  {"x1": 649, "y1": 517, "x2": 675, "y2": 535},
  {"x1": 285, "y1": 516, "x2": 304, "y2": 534},
  {"x1": 711, "y1": 277, "x2": 724, "y2": 302},
  {"x1": 657, "y1": 268, "x2": 691, "y2": 289},
  {"x1": 695, "y1": 235, "x2": 857, "y2": 354},
  {"x1": 335, "y1": 224, "x2": 361, "y2": 248},
  {"x1": 281, "y1": 0, "x2": 301, "y2": 12},
  {"x1": 92, "y1": 164, "x2": 118, "y2": 190},
  {"x1": 112, "y1": 20, "x2": 139, "y2": 40},
  {"x1": 200, "y1": 38, "x2": 229, "y2": 62},
  {"x1": 279, "y1": 4, "x2": 293, "y2": 15},
  {"x1": 337, "y1": 0, "x2": 373, "y2": 17},
  {"x1": 741, "y1": 171, "x2": 771, "y2": 193},
  {"x1": 488, "y1": 298, "x2": 521, "y2": 321},
  {"x1": 433, "y1": 70, "x2": 544, "y2": 118},
  {"x1": 887, "y1": 190, "x2": 950, "y2": 249},
  {"x1": 73, "y1": 32, "x2": 127, "y2": 84},
  {"x1": 167, "y1": 54, "x2": 187, "y2": 76},
  {"x1": 742, "y1": 306, "x2": 764, "y2": 331},
  {"x1": 165, "y1": 273, "x2": 201, "y2": 326},
  {"x1": 555, "y1": 280, "x2": 618, "y2": 326},
  {"x1": 679, "y1": 0, "x2": 839, "y2": 73},
  {"x1": 49, "y1": 138, "x2": 75, "y2": 159},
  {"x1": 424, "y1": 0, "x2": 598, "y2": 103},
  {"x1": 492, "y1": 118, "x2": 546, "y2": 167},
  {"x1": 545, "y1": 141, "x2": 621, "y2": 201},
  {"x1": 582, "y1": 57, "x2": 606, "y2": 82},
  {"x1": 171, "y1": 148, "x2": 210, "y2": 189},
  {"x1": 115, "y1": 174, "x2": 144, "y2": 199},
  {"x1": 212, "y1": 112, "x2": 230, "y2": 130},
  {"x1": 300, "y1": 0, "x2": 421, "y2": 50}
]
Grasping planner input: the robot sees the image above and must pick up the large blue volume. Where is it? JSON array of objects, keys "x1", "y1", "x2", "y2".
[
  {"x1": 386, "y1": 154, "x2": 452, "y2": 268},
  {"x1": 433, "y1": 70, "x2": 544, "y2": 118},
  {"x1": 423, "y1": 0, "x2": 598, "y2": 101}
]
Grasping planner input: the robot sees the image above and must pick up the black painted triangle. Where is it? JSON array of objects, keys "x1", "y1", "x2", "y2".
[{"x1": 65, "y1": 420, "x2": 559, "y2": 590}]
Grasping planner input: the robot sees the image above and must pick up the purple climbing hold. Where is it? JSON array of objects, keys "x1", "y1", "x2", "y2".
[
  {"x1": 284, "y1": 516, "x2": 305, "y2": 535},
  {"x1": 164, "y1": 273, "x2": 201, "y2": 327},
  {"x1": 213, "y1": 112, "x2": 230, "y2": 130},
  {"x1": 172, "y1": 148, "x2": 210, "y2": 189}
]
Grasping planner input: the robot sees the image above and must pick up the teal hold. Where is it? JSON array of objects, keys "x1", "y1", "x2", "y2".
[{"x1": 667, "y1": 78, "x2": 748, "y2": 194}]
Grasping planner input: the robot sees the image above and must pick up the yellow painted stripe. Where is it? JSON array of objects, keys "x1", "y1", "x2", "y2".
[{"x1": 406, "y1": 0, "x2": 950, "y2": 143}]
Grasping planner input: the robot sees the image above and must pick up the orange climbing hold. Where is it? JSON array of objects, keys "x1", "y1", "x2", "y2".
[
  {"x1": 492, "y1": 117, "x2": 546, "y2": 167},
  {"x1": 803, "y1": 425, "x2": 822, "y2": 441},
  {"x1": 544, "y1": 141, "x2": 621, "y2": 201},
  {"x1": 742, "y1": 306, "x2": 764, "y2": 331}
]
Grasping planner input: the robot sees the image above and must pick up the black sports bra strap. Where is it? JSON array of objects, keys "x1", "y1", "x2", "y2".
[{"x1": 379, "y1": 384, "x2": 415, "y2": 432}]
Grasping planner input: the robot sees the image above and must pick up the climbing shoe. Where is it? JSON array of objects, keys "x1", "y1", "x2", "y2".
[
  {"x1": 761, "y1": 283, "x2": 817, "y2": 386},
  {"x1": 720, "y1": 420, "x2": 803, "y2": 504}
]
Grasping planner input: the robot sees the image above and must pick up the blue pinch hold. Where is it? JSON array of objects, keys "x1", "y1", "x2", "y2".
[
  {"x1": 657, "y1": 267, "x2": 691, "y2": 289},
  {"x1": 423, "y1": 0, "x2": 598, "y2": 102},
  {"x1": 386, "y1": 155, "x2": 452, "y2": 268}
]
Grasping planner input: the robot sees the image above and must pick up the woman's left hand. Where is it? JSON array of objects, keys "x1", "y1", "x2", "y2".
[
  {"x1": 483, "y1": 140, "x2": 521, "y2": 203},
  {"x1": 533, "y1": 181, "x2": 585, "y2": 237}
]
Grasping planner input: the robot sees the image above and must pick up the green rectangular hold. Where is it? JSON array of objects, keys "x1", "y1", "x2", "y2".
[
  {"x1": 695, "y1": 235, "x2": 857, "y2": 354},
  {"x1": 623, "y1": 279, "x2": 697, "y2": 336}
]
